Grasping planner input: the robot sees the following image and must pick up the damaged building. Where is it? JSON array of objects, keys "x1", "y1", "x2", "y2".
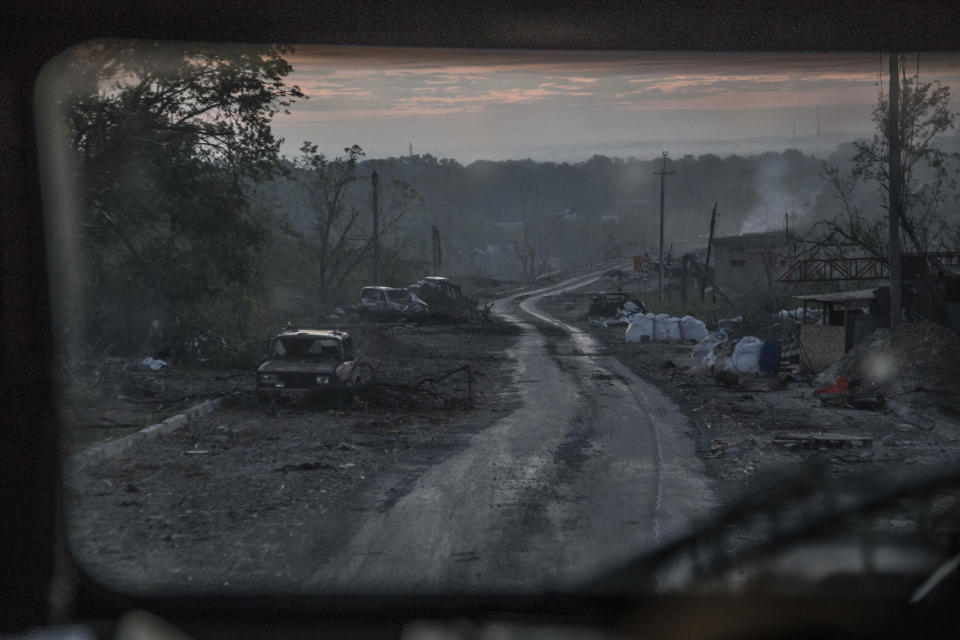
[{"x1": 711, "y1": 230, "x2": 798, "y2": 297}]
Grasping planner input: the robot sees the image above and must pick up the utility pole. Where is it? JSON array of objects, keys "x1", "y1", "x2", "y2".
[
  {"x1": 701, "y1": 202, "x2": 717, "y2": 302},
  {"x1": 654, "y1": 150, "x2": 675, "y2": 302},
  {"x1": 888, "y1": 53, "x2": 902, "y2": 328},
  {"x1": 371, "y1": 170, "x2": 380, "y2": 284},
  {"x1": 431, "y1": 223, "x2": 442, "y2": 274}
]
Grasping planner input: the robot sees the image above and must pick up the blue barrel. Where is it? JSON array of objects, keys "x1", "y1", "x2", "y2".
[{"x1": 759, "y1": 340, "x2": 782, "y2": 374}]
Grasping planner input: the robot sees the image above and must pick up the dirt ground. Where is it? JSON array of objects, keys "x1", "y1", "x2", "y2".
[
  {"x1": 65, "y1": 320, "x2": 523, "y2": 590},
  {"x1": 63, "y1": 283, "x2": 960, "y2": 590},
  {"x1": 536, "y1": 290, "x2": 960, "y2": 507}
]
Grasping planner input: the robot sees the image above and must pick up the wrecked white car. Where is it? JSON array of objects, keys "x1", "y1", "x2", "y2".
[
  {"x1": 255, "y1": 329, "x2": 360, "y2": 401},
  {"x1": 356, "y1": 286, "x2": 429, "y2": 320}
]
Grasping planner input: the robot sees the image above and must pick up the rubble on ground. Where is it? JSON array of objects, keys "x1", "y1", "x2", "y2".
[{"x1": 814, "y1": 320, "x2": 960, "y2": 397}]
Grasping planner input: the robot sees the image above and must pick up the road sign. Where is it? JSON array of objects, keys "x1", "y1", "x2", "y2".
[{"x1": 634, "y1": 255, "x2": 651, "y2": 273}]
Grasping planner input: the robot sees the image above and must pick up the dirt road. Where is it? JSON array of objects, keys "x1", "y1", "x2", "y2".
[
  {"x1": 306, "y1": 273, "x2": 716, "y2": 592},
  {"x1": 68, "y1": 271, "x2": 717, "y2": 594}
]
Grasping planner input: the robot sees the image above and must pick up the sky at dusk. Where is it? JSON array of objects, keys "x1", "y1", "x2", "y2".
[{"x1": 270, "y1": 48, "x2": 960, "y2": 163}]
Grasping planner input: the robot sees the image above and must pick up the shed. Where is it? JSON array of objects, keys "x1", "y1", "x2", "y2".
[{"x1": 792, "y1": 287, "x2": 882, "y2": 372}]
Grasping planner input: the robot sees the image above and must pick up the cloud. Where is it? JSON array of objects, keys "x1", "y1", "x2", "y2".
[{"x1": 273, "y1": 47, "x2": 960, "y2": 161}]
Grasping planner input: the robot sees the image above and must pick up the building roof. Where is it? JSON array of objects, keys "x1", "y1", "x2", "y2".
[
  {"x1": 792, "y1": 287, "x2": 882, "y2": 305},
  {"x1": 711, "y1": 230, "x2": 794, "y2": 250}
]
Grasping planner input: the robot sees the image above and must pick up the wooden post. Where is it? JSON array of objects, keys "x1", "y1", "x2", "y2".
[{"x1": 702, "y1": 202, "x2": 717, "y2": 302}]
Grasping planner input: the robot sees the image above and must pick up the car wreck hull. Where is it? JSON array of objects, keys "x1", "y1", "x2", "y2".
[{"x1": 255, "y1": 330, "x2": 358, "y2": 401}]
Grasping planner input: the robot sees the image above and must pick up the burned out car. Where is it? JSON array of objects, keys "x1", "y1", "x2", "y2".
[
  {"x1": 356, "y1": 286, "x2": 429, "y2": 320},
  {"x1": 255, "y1": 329, "x2": 359, "y2": 400},
  {"x1": 408, "y1": 276, "x2": 462, "y2": 303},
  {"x1": 408, "y1": 276, "x2": 476, "y2": 322}
]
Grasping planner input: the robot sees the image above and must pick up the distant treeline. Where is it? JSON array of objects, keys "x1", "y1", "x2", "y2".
[{"x1": 257, "y1": 147, "x2": 835, "y2": 282}]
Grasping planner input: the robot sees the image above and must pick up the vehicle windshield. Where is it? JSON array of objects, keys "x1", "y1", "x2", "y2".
[
  {"x1": 273, "y1": 337, "x2": 341, "y2": 360},
  {"x1": 39, "y1": 43, "x2": 960, "y2": 599}
]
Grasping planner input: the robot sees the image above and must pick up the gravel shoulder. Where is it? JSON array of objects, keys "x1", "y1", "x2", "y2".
[{"x1": 535, "y1": 291, "x2": 960, "y2": 507}]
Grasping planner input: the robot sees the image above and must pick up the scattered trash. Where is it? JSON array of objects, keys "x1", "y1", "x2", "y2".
[
  {"x1": 718, "y1": 315, "x2": 743, "y2": 330},
  {"x1": 773, "y1": 432, "x2": 873, "y2": 450},
  {"x1": 141, "y1": 357, "x2": 168, "y2": 371},
  {"x1": 622, "y1": 300, "x2": 642, "y2": 315},
  {"x1": 814, "y1": 377, "x2": 850, "y2": 395},
  {"x1": 717, "y1": 336, "x2": 764, "y2": 374},
  {"x1": 713, "y1": 369, "x2": 741, "y2": 388},
  {"x1": 588, "y1": 292, "x2": 645, "y2": 318},
  {"x1": 184, "y1": 449, "x2": 210, "y2": 455},
  {"x1": 602, "y1": 316, "x2": 631, "y2": 327},
  {"x1": 775, "y1": 307, "x2": 823, "y2": 324},
  {"x1": 689, "y1": 331, "x2": 729, "y2": 373}
]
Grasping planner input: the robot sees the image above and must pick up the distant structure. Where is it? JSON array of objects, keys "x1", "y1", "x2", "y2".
[
  {"x1": 712, "y1": 230, "x2": 797, "y2": 297},
  {"x1": 409, "y1": 141, "x2": 413, "y2": 157},
  {"x1": 816, "y1": 105, "x2": 821, "y2": 136}
]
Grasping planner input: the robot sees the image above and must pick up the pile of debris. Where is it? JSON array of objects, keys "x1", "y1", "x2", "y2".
[
  {"x1": 587, "y1": 292, "x2": 645, "y2": 321},
  {"x1": 814, "y1": 320, "x2": 960, "y2": 397},
  {"x1": 688, "y1": 332, "x2": 783, "y2": 378}
]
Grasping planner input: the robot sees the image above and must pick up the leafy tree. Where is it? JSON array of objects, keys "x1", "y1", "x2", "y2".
[
  {"x1": 812, "y1": 56, "x2": 960, "y2": 257},
  {"x1": 63, "y1": 41, "x2": 303, "y2": 360}
]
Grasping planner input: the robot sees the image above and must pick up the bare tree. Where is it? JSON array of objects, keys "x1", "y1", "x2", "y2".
[
  {"x1": 293, "y1": 142, "x2": 424, "y2": 301},
  {"x1": 811, "y1": 56, "x2": 960, "y2": 256}
]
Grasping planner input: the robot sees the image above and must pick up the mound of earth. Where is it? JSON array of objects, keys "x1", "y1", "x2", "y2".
[{"x1": 815, "y1": 320, "x2": 960, "y2": 397}]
